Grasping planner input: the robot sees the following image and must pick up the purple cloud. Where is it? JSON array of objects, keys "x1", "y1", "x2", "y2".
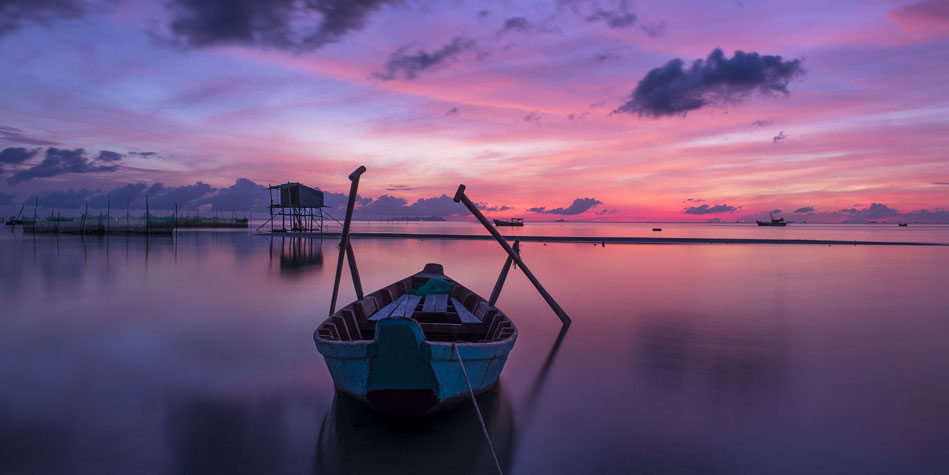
[{"x1": 614, "y1": 48, "x2": 805, "y2": 118}]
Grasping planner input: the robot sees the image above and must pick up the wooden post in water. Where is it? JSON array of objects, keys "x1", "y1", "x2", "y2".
[
  {"x1": 489, "y1": 241, "x2": 519, "y2": 306},
  {"x1": 9, "y1": 205, "x2": 24, "y2": 232},
  {"x1": 145, "y1": 196, "x2": 150, "y2": 234},
  {"x1": 107, "y1": 196, "x2": 110, "y2": 234},
  {"x1": 32, "y1": 197, "x2": 38, "y2": 233},
  {"x1": 329, "y1": 166, "x2": 366, "y2": 316},
  {"x1": 454, "y1": 185, "x2": 571, "y2": 326}
]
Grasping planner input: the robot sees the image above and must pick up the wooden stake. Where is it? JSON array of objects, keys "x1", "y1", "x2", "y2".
[{"x1": 454, "y1": 185, "x2": 570, "y2": 325}]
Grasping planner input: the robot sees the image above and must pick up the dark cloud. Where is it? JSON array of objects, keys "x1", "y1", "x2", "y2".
[
  {"x1": 0, "y1": 0, "x2": 85, "y2": 38},
  {"x1": 146, "y1": 182, "x2": 215, "y2": 210},
  {"x1": 95, "y1": 150, "x2": 122, "y2": 162},
  {"x1": 769, "y1": 209, "x2": 782, "y2": 214},
  {"x1": 445, "y1": 107, "x2": 459, "y2": 116},
  {"x1": 203, "y1": 178, "x2": 266, "y2": 211},
  {"x1": 26, "y1": 188, "x2": 97, "y2": 209},
  {"x1": 165, "y1": 0, "x2": 399, "y2": 51},
  {"x1": 904, "y1": 208, "x2": 949, "y2": 221},
  {"x1": 842, "y1": 203, "x2": 900, "y2": 221},
  {"x1": 614, "y1": 48, "x2": 805, "y2": 118},
  {"x1": 0, "y1": 147, "x2": 40, "y2": 174},
  {"x1": 593, "y1": 47, "x2": 623, "y2": 62},
  {"x1": 499, "y1": 17, "x2": 531, "y2": 34},
  {"x1": 374, "y1": 36, "x2": 476, "y2": 80},
  {"x1": 933, "y1": 182, "x2": 949, "y2": 185},
  {"x1": 529, "y1": 197, "x2": 602, "y2": 215},
  {"x1": 385, "y1": 184, "x2": 413, "y2": 191},
  {"x1": 521, "y1": 111, "x2": 541, "y2": 122},
  {"x1": 585, "y1": 6, "x2": 637, "y2": 29},
  {"x1": 683, "y1": 204, "x2": 737, "y2": 215},
  {"x1": 684, "y1": 198, "x2": 705, "y2": 203},
  {"x1": 772, "y1": 131, "x2": 787, "y2": 144},
  {"x1": 0, "y1": 191, "x2": 14, "y2": 206},
  {"x1": 85, "y1": 183, "x2": 151, "y2": 210},
  {"x1": 483, "y1": 205, "x2": 512, "y2": 212},
  {"x1": 7, "y1": 148, "x2": 120, "y2": 185},
  {"x1": 129, "y1": 151, "x2": 158, "y2": 157},
  {"x1": 706, "y1": 217, "x2": 722, "y2": 223},
  {"x1": 0, "y1": 125, "x2": 59, "y2": 146},
  {"x1": 357, "y1": 194, "x2": 470, "y2": 218},
  {"x1": 640, "y1": 20, "x2": 665, "y2": 37},
  {"x1": 794, "y1": 206, "x2": 814, "y2": 213},
  {"x1": 751, "y1": 119, "x2": 774, "y2": 128}
]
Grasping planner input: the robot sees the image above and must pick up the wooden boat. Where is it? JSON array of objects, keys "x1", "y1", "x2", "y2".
[
  {"x1": 898, "y1": 223, "x2": 908, "y2": 227},
  {"x1": 492, "y1": 218, "x2": 523, "y2": 227},
  {"x1": 315, "y1": 263, "x2": 517, "y2": 416},
  {"x1": 315, "y1": 168, "x2": 569, "y2": 418},
  {"x1": 756, "y1": 214, "x2": 787, "y2": 226},
  {"x1": 652, "y1": 227, "x2": 662, "y2": 232}
]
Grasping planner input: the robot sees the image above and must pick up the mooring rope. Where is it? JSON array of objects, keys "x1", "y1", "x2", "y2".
[{"x1": 453, "y1": 342, "x2": 504, "y2": 475}]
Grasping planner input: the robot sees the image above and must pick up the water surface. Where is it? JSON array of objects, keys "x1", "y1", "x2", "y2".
[{"x1": 1, "y1": 228, "x2": 947, "y2": 474}]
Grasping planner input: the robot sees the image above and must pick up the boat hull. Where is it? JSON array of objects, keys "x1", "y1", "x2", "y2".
[{"x1": 316, "y1": 317, "x2": 516, "y2": 416}]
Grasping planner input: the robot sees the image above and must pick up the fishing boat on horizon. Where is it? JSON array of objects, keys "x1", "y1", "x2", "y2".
[
  {"x1": 756, "y1": 213, "x2": 787, "y2": 227},
  {"x1": 492, "y1": 217, "x2": 523, "y2": 227},
  {"x1": 314, "y1": 167, "x2": 570, "y2": 416}
]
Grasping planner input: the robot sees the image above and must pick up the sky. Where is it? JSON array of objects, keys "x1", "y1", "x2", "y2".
[{"x1": 0, "y1": 0, "x2": 947, "y2": 222}]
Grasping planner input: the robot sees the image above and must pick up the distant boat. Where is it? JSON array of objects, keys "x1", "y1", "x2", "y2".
[
  {"x1": 46, "y1": 217, "x2": 75, "y2": 222},
  {"x1": 493, "y1": 218, "x2": 524, "y2": 227},
  {"x1": 898, "y1": 223, "x2": 908, "y2": 227},
  {"x1": 315, "y1": 263, "x2": 517, "y2": 416},
  {"x1": 652, "y1": 228, "x2": 662, "y2": 232},
  {"x1": 756, "y1": 214, "x2": 787, "y2": 227}
]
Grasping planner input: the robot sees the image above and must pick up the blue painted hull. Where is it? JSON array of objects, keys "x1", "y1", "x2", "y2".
[{"x1": 316, "y1": 317, "x2": 516, "y2": 415}]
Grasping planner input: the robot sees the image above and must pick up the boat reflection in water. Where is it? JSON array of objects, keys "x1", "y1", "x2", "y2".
[
  {"x1": 314, "y1": 384, "x2": 515, "y2": 475},
  {"x1": 313, "y1": 324, "x2": 570, "y2": 474}
]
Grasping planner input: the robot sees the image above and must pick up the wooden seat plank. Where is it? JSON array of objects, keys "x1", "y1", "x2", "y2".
[
  {"x1": 391, "y1": 294, "x2": 422, "y2": 318},
  {"x1": 432, "y1": 294, "x2": 449, "y2": 313},
  {"x1": 451, "y1": 297, "x2": 482, "y2": 324},
  {"x1": 369, "y1": 294, "x2": 407, "y2": 321}
]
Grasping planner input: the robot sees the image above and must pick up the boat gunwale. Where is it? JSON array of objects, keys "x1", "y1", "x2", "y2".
[{"x1": 314, "y1": 268, "x2": 517, "y2": 348}]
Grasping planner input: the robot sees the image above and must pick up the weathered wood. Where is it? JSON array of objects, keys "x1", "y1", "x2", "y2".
[
  {"x1": 341, "y1": 310, "x2": 362, "y2": 340},
  {"x1": 391, "y1": 294, "x2": 422, "y2": 318},
  {"x1": 422, "y1": 293, "x2": 449, "y2": 313},
  {"x1": 451, "y1": 297, "x2": 482, "y2": 324},
  {"x1": 329, "y1": 165, "x2": 367, "y2": 316},
  {"x1": 419, "y1": 323, "x2": 487, "y2": 336},
  {"x1": 332, "y1": 316, "x2": 351, "y2": 340},
  {"x1": 370, "y1": 294, "x2": 407, "y2": 321},
  {"x1": 453, "y1": 184, "x2": 571, "y2": 325},
  {"x1": 474, "y1": 301, "x2": 490, "y2": 319},
  {"x1": 489, "y1": 255, "x2": 514, "y2": 305}
]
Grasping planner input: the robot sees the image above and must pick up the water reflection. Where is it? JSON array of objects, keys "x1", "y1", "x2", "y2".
[
  {"x1": 270, "y1": 236, "x2": 324, "y2": 279},
  {"x1": 315, "y1": 387, "x2": 515, "y2": 475},
  {"x1": 314, "y1": 322, "x2": 570, "y2": 474},
  {"x1": 636, "y1": 314, "x2": 787, "y2": 405}
]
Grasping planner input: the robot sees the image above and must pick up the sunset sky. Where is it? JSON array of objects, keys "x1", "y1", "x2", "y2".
[{"x1": 1, "y1": 0, "x2": 947, "y2": 222}]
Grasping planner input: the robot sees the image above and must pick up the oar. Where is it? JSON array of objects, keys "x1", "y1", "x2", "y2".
[
  {"x1": 329, "y1": 166, "x2": 367, "y2": 316},
  {"x1": 453, "y1": 184, "x2": 571, "y2": 326}
]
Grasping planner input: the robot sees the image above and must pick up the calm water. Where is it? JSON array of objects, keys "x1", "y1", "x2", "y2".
[{"x1": 1, "y1": 226, "x2": 948, "y2": 474}]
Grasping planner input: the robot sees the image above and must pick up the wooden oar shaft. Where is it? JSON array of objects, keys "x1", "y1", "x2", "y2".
[
  {"x1": 454, "y1": 185, "x2": 571, "y2": 325},
  {"x1": 329, "y1": 166, "x2": 366, "y2": 315}
]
